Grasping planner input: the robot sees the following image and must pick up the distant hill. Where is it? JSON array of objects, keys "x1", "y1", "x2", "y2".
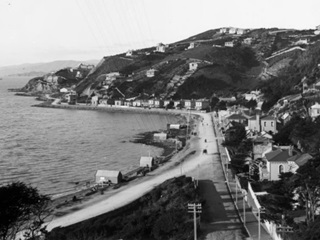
[{"x1": 0, "y1": 60, "x2": 99, "y2": 77}]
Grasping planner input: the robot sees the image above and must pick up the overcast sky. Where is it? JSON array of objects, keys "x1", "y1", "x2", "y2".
[{"x1": 0, "y1": 0, "x2": 319, "y2": 67}]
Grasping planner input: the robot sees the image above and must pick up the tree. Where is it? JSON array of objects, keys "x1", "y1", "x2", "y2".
[{"x1": 0, "y1": 182, "x2": 51, "y2": 240}]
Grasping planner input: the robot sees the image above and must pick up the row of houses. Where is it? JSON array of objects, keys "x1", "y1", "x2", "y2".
[
  {"x1": 220, "y1": 27, "x2": 248, "y2": 35},
  {"x1": 99, "y1": 98, "x2": 210, "y2": 110}
]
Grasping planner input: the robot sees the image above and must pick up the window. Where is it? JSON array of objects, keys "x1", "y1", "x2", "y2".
[
  {"x1": 279, "y1": 165, "x2": 284, "y2": 174},
  {"x1": 317, "y1": 109, "x2": 320, "y2": 114},
  {"x1": 271, "y1": 121, "x2": 274, "y2": 127},
  {"x1": 264, "y1": 122, "x2": 266, "y2": 127}
]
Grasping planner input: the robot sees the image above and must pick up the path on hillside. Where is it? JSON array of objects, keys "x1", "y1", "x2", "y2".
[{"x1": 46, "y1": 113, "x2": 244, "y2": 240}]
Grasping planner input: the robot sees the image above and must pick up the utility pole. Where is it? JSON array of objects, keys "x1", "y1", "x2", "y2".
[{"x1": 188, "y1": 203, "x2": 202, "y2": 240}]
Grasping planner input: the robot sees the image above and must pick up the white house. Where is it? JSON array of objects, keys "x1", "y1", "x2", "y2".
[
  {"x1": 188, "y1": 42, "x2": 195, "y2": 49},
  {"x1": 146, "y1": 69, "x2": 158, "y2": 78},
  {"x1": 189, "y1": 62, "x2": 200, "y2": 71},
  {"x1": 229, "y1": 28, "x2": 237, "y2": 34},
  {"x1": 156, "y1": 43, "x2": 166, "y2": 52},
  {"x1": 243, "y1": 38, "x2": 253, "y2": 45},
  {"x1": 248, "y1": 114, "x2": 277, "y2": 133},
  {"x1": 91, "y1": 96, "x2": 99, "y2": 105},
  {"x1": 236, "y1": 28, "x2": 247, "y2": 35},
  {"x1": 153, "y1": 132, "x2": 167, "y2": 142},
  {"x1": 309, "y1": 102, "x2": 320, "y2": 119},
  {"x1": 220, "y1": 28, "x2": 228, "y2": 33},
  {"x1": 95, "y1": 170, "x2": 122, "y2": 184},
  {"x1": 126, "y1": 50, "x2": 133, "y2": 56},
  {"x1": 139, "y1": 156, "x2": 154, "y2": 168},
  {"x1": 195, "y1": 99, "x2": 209, "y2": 110},
  {"x1": 225, "y1": 41, "x2": 234, "y2": 47}
]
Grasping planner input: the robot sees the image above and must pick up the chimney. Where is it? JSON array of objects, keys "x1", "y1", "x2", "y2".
[{"x1": 289, "y1": 145, "x2": 293, "y2": 156}]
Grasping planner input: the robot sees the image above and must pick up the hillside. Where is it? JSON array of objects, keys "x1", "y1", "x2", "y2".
[{"x1": 18, "y1": 26, "x2": 320, "y2": 102}]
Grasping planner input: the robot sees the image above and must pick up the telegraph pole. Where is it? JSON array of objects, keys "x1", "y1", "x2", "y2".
[{"x1": 188, "y1": 203, "x2": 202, "y2": 240}]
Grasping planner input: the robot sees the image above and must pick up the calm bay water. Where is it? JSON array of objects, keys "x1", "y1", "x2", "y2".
[{"x1": 0, "y1": 77, "x2": 177, "y2": 195}]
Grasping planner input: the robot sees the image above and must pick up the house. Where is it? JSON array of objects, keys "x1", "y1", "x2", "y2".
[
  {"x1": 184, "y1": 99, "x2": 195, "y2": 110},
  {"x1": 265, "y1": 148, "x2": 292, "y2": 181},
  {"x1": 236, "y1": 28, "x2": 247, "y2": 35},
  {"x1": 148, "y1": 99, "x2": 155, "y2": 107},
  {"x1": 124, "y1": 100, "x2": 132, "y2": 107},
  {"x1": 164, "y1": 100, "x2": 171, "y2": 107},
  {"x1": 126, "y1": 50, "x2": 133, "y2": 56},
  {"x1": 114, "y1": 99, "x2": 124, "y2": 106},
  {"x1": 225, "y1": 41, "x2": 234, "y2": 47},
  {"x1": 195, "y1": 99, "x2": 209, "y2": 110},
  {"x1": 188, "y1": 42, "x2": 195, "y2": 49},
  {"x1": 153, "y1": 132, "x2": 167, "y2": 142},
  {"x1": 220, "y1": 28, "x2": 228, "y2": 33},
  {"x1": 154, "y1": 99, "x2": 164, "y2": 108},
  {"x1": 253, "y1": 137, "x2": 273, "y2": 160},
  {"x1": 315, "y1": 25, "x2": 320, "y2": 35},
  {"x1": 229, "y1": 28, "x2": 237, "y2": 34},
  {"x1": 168, "y1": 123, "x2": 181, "y2": 130},
  {"x1": 132, "y1": 99, "x2": 142, "y2": 107},
  {"x1": 309, "y1": 102, "x2": 320, "y2": 119},
  {"x1": 155, "y1": 43, "x2": 166, "y2": 52},
  {"x1": 226, "y1": 114, "x2": 247, "y2": 125},
  {"x1": 91, "y1": 95, "x2": 99, "y2": 105},
  {"x1": 189, "y1": 62, "x2": 200, "y2": 71},
  {"x1": 281, "y1": 112, "x2": 291, "y2": 124},
  {"x1": 146, "y1": 69, "x2": 158, "y2": 78},
  {"x1": 95, "y1": 170, "x2": 122, "y2": 184},
  {"x1": 287, "y1": 153, "x2": 313, "y2": 173},
  {"x1": 173, "y1": 100, "x2": 182, "y2": 109},
  {"x1": 295, "y1": 38, "x2": 309, "y2": 45},
  {"x1": 243, "y1": 37, "x2": 253, "y2": 45},
  {"x1": 219, "y1": 96, "x2": 236, "y2": 102},
  {"x1": 140, "y1": 156, "x2": 154, "y2": 168},
  {"x1": 243, "y1": 90, "x2": 261, "y2": 101},
  {"x1": 248, "y1": 114, "x2": 277, "y2": 134},
  {"x1": 265, "y1": 147, "x2": 312, "y2": 180}
]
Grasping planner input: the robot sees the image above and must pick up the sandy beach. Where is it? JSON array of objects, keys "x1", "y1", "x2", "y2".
[{"x1": 45, "y1": 110, "x2": 213, "y2": 231}]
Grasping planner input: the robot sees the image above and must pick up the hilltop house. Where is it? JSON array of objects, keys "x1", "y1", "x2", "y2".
[
  {"x1": 229, "y1": 28, "x2": 237, "y2": 34},
  {"x1": 155, "y1": 43, "x2": 166, "y2": 52},
  {"x1": 187, "y1": 42, "x2": 195, "y2": 49},
  {"x1": 146, "y1": 69, "x2": 158, "y2": 78},
  {"x1": 315, "y1": 25, "x2": 320, "y2": 35},
  {"x1": 220, "y1": 28, "x2": 228, "y2": 33},
  {"x1": 126, "y1": 50, "x2": 134, "y2": 56},
  {"x1": 309, "y1": 102, "x2": 320, "y2": 119},
  {"x1": 236, "y1": 28, "x2": 247, "y2": 35},
  {"x1": 248, "y1": 114, "x2": 277, "y2": 134}
]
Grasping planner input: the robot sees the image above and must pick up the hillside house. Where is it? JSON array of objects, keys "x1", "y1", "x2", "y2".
[
  {"x1": 95, "y1": 170, "x2": 122, "y2": 184},
  {"x1": 188, "y1": 42, "x2": 195, "y2": 49},
  {"x1": 140, "y1": 156, "x2": 154, "y2": 168},
  {"x1": 219, "y1": 96, "x2": 236, "y2": 102},
  {"x1": 309, "y1": 102, "x2": 320, "y2": 119},
  {"x1": 164, "y1": 100, "x2": 171, "y2": 107},
  {"x1": 295, "y1": 38, "x2": 309, "y2": 45},
  {"x1": 195, "y1": 99, "x2": 209, "y2": 110},
  {"x1": 91, "y1": 96, "x2": 99, "y2": 105},
  {"x1": 148, "y1": 99, "x2": 155, "y2": 107},
  {"x1": 225, "y1": 41, "x2": 234, "y2": 47},
  {"x1": 146, "y1": 69, "x2": 158, "y2": 78},
  {"x1": 243, "y1": 90, "x2": 261, "y2": 101},
  {"x1": 315, "y1": 25, "x2": 320, "y2": 35},
  {"x1": 189, "y1": 62, "x2": 200, "y2": 71},
  {"x1": 286, "y1": 153, "x2": 313, "y2": 173},
  {"x1": 248, "y1": 114, "x2": 277, "y2": 134},
  {"x1": 243, "y1": 37, "x2": 253, "y2": 45},
  {"x1": 155, "y1": 43, "x2": 166, "y2": 52},
  {"x1": 281, "y1": 112, "x2": 291, "y2": 124}
]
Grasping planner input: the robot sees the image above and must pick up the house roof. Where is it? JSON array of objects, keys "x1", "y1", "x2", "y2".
[
  {"x1": 287, "y1": 153, "x2": 313, "y2": 166},
  {"x1": 96, "y1": 170, "x2": 121, "y2": 177},
  {"x1": 261, "y1": 116, "x2": 276, "y2": 120},
  {"x1": 265, "y1": 149, "x2": 292, "y2": 162},
  {"x1": 227, "y1": 114, "x2": 247, "y2": 120},
  {"x1": 253, "y1": 136, "x2": 271, "y2": 143}
]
